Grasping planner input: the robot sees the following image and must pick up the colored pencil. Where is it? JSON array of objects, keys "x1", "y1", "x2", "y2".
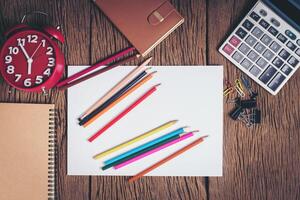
[
  {"x1": 80, "y1": 57, "x2": 152, "y2": 119},
  {"x1": 103, "y1": 127, "x2": 187, "y2": 165},
  {"x1": 88, "y1": 84, "x2": 160, "y2": 142},
  {"x1": 128, "y1": 135, "x2": 208, "y2": 182},
  {"x1": 93, "y1": 120, "x2": 178, "y2": 159},
  {"x1": 56, "y1": 47, "x2": 136, "y2": 88},
  {"x1": 79, "y1": 70, "x2": 148, "y2": 126},
  {"x1": 58, "y1": 54, "x2": 139, "y2": 90},
  {"x1": 114, "y1": 132, "x2": 194, "y2": 169},
  {"x1": 101, "y1": 133, "x2": 183, "y2": 170},
  {"x1": 84, "y1": 72, "x2": 156, "y2": 128}
]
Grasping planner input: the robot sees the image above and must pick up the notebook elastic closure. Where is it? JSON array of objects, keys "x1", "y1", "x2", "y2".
[{"x1": 148, "y1": 1, "x2": 175, "y2": 26}]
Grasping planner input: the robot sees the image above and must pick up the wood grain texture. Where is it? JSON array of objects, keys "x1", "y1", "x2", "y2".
[
  {"x1": 1, "y1": 0, "x2": 300, "y2": 199},
  {"x1": 208, "y1": 0, "x2": 300, "y2": 199}
]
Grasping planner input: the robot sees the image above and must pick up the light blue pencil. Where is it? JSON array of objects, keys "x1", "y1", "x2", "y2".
[{"x1": 103, "y1": 127, "x2": 187, "y2": 165}]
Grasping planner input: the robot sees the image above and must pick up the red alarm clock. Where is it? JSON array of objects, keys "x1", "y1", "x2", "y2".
[{"x1": 0, "y1": 12, "x2": 65, "y2": 93}]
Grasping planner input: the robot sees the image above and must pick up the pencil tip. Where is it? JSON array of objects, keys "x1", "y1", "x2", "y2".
[
  {"x1": 190, "y1": 130, "x2": 200, "y2": 133},
  {"x1": 154, "y1": 83, "x2": 161, "y2": 87},
  {"x1": 202, "y1": 135, "x2": 209, "y2": 139}
]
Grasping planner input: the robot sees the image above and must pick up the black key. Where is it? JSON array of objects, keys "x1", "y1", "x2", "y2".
[
  {"x1": 259, "y1": 66, "x2": 277, "y2": 84},
  {"x1": 250, "y1": 12, "x2": 261, "y2": 21},
  {"x1": 259, "y1": 19, "x2": 270, "y2": 29},
  {"x1": 272, "y1": 57, "x2": 284, "y2": 68},
  {"x1": 242, "y1": 19, "x2": 254, "y2": 31},
  {"x1": 249, "y1": 66, "x2": 261, "y2": 77},
  {"x1": 236, "y1": 27, "x2": 247, "y2": 39},
  {"x1": 277, "y1": 33, "x2": 287, "y2": 43},
  {"x1": 279, "y1": 49, "x2": 290, "y2": 60},
  {"x1": 286, "y1": 41, "x2": 297, "y2": 51},
  {"x1": 288, "y1": 56, "x2": 299, "y2": 68},
  {"x1": 268, "y1": 73, "x2": 286, "y2": 91},
  {"x1": 268, "y1": 26, "x2": 278, "y2": 36},
  {"x1": 281, "y1": 64, "x2": 293, "y2": 76},
  {"x1": 285, "y1": 30, "x2": 296, "y2": 40}
]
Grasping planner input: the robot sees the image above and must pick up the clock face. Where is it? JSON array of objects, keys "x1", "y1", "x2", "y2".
[{"x1": 0, "y1": 30, "x2": 56, "y2": 89}]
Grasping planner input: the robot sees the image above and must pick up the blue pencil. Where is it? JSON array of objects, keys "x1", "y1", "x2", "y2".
[{"x1": 103, "y1": 127, "x2": 186, "y2": 165}]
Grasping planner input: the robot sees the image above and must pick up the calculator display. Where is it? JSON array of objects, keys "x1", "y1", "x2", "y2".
[{"x1": 264, "y1": 0, "x2": 300, "y2": 31}]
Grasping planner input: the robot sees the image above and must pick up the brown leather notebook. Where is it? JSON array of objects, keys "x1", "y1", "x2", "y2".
[
  {"x1": 0, "y1": 103, "x2": 56, "y2": 200},
  {"x1": 93, "y1": 0, "x2": 184, "y2": 57}
]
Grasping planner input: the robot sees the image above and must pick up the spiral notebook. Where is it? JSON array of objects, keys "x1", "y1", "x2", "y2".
[{"x1": 0, "y1": 103, "x2": 56, "y2": 200}]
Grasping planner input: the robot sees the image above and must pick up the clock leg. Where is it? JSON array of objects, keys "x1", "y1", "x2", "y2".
[
  {"x1": 8, "y1": 86, "x2": 15, "y2": 94},
  {"x1": 42, "y1": 87, "x2": 49, "y2": 96}
]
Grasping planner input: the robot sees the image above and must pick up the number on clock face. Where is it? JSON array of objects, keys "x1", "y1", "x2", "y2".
[{"x1": 1, "y1": 31, "x2": 56, "y2": 88}]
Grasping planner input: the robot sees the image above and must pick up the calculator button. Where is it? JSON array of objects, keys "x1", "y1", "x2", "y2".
[
  {"x1": 285, "y1": 30, "x2": 296, "y2": 40},
  {"x1": 250, "y1": 12, "x2": 261, "y2": 21},
  {"x1": 240, "y1": 58, "x2": 252, "y2": 69},
  {"x1": 248, "y1": 50, "x2": 259, "y2": 62},
  {"x1": 270, "y1": 18, "x2": 280, "y2": 27},
  {"x1": 281, "y1": 64, "x2": 293, "y2": 75},
  {"x1": 269, "y1": 41, "x2": 281, "y2": 53},
  {"x1": 238, "y1": 43, "x2": 251, "y2": 54},
  {"x1": 229, "y1": 36, "x2": 241, "y2": 47},
  {"x1": 236, "y1": 28, "x2": 247, "y2": 39},
  {"x1": 261, "y1": 34, "x2": 272, "y2": 46},
  {"x1": 223, "y1": 44, "x2": 235, "y2": 55},
  {"x1": 268, "y1": 26, "x2": 278, "y2": 36},
  {"x1": 252, "y1": 27, "x2": 264, "y2": 39},
  {"x1": 286, "y1": 41, "x2": 297, "y2": 51},
  {"x1": 259, "y1": 66, "x2": 277, "y2": 84},
  {"x1": 259, "y1": 9, "x2": 267, "y2": 17},
  {"x1": 277, "y1": 33, "x2": 287, "y2": 43},
  {"x1": 297, "y1": 39, "x2": 300, "y2": 46},
  {"x1": 249, "y1": 66, "x2": 261, "y2": 77},
  {"x1": 262, "y1": 49, "x2": 275, "y2": 60},
  {"x1": 256, "y1": 57, "x2": 268, "y2": 69},
  {"x1": 268, "y1": 73, "x2": 285, "y2": 91},
  {"x1": 296, "y1": 48, "x2": 300, "y2": 57},
  {"x1": 245, "y1": 35, "x2": 257, "y2": 47},
  {"x1": 254, "y1": 42, "x2": 266, "y2": 54},
  {"x1": 232, "y1": 51, "x2": 244, "y2": 63},
  {"x1": 242, "y1": 19, "x2": 254, "y2": 31},
  {"x1": 288, "y1": 56, "x2": 299, "y2": 68},
  {"x1": 259, "y1": 19, "x2": 270, "y2": 29},
  {"x1": 272, "y1": 57, "x2": 284, "y2": 68},
  {"x1": 278, "y1": 49, "x2": 290, "y2": 60}
]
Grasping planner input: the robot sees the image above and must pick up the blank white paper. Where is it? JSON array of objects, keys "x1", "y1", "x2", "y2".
[{"x1": 68, "y1": 66, "x2": 223, "y2": 176}]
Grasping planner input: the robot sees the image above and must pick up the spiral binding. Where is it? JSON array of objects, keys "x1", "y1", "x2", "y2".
[{"x1": 48, "y1": 109, "x2": 57, "y2": 200}]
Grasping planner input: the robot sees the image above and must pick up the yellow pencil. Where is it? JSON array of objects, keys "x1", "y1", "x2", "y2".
[{"x1": 93, "y1": 120, "x2": 178, "y2": 160}]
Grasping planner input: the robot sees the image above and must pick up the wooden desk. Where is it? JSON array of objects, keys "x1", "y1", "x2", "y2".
[{"x1": 0, "y1": 0, "x2": 299, "y2": 199}]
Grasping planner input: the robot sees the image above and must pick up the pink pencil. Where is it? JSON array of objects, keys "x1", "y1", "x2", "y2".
[{"x1": 113, "y1": 132, "x2": 195, "y2": 169}]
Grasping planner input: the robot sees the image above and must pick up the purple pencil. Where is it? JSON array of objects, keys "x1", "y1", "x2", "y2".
[{"x1": 113, "y1": 132, "x2": 195, "y2": 169}]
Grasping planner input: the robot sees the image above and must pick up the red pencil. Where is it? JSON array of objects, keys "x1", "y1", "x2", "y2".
[
  {"x1": 56, "y1": 47, "x2": 136, "y2": 88},
  {"x1": 88, "y1": 84, "x2": 160, "y2": 142}
]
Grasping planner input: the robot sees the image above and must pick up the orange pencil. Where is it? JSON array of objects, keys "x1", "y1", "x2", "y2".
[
  {"x1": 80, "y1": 57, "x2": 152, "y2": 119},
  {"x1": 128, "y1": 135, "x2": 208, "y2": 183},
  {"x1": 83, "y1": 72, "x2": 156, "y2": 127}
]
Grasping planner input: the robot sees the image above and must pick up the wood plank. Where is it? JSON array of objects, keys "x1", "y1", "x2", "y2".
[
  {"x1": 0, "y1": 0, "x2": 91, "y2": 199},
  {"x1": 207, "y1": 0, "x2": 300, "y2": 199},
  {"x1": 90, "y1": 0, "x2": 207, "y2": 199}
]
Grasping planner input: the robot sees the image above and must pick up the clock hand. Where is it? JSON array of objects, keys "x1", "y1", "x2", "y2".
[
  {"x1": 19, "y1": 43, "x2": 30, "y2": 60},
  {"x1": 27, "y1": 58, "x2": 33, "y2": 75},
  {"x1": 30, "y1": 42, "x2": 43, "y2": 59}
]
